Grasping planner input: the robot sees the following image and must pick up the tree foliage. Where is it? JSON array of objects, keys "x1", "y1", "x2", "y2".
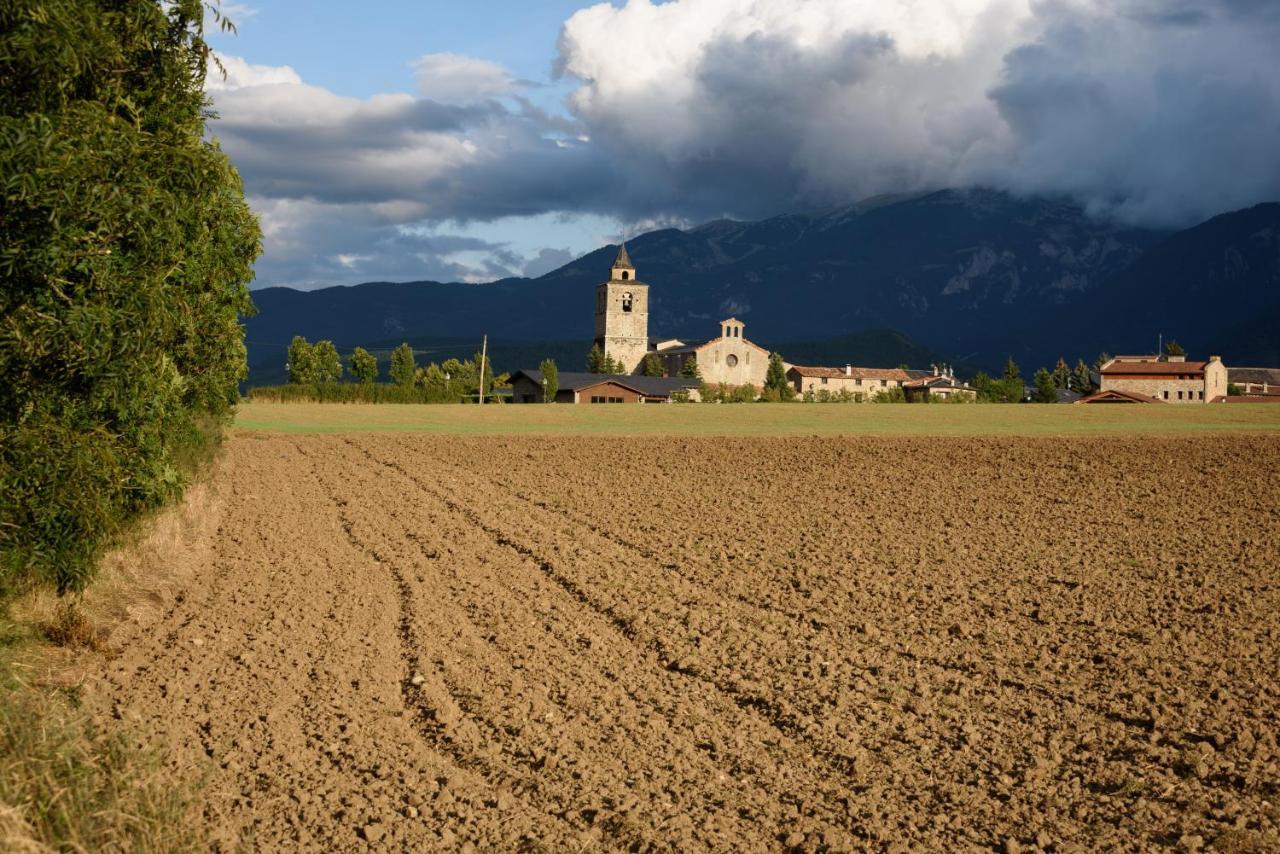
[
  {"x1": 641, "y1": 353, "x2": 663, "y2": 377},
  {"x1": 1, "y1": 0, "x2": 261, "y2": 597},
  {"x1": 389, "y1": 342, "x2": 416, "y2": 386},
  {"x1": 1164, "y1": 339, "x2": 1185, "y2": 357},
  {"x1": 348, "y1": 346, "x2": 378, "y2": 384},
  {"x1": 539, "y1": 358, "x2": 558, "y2": 402},
  {"x1": 287, "y1": 336, "x2": 316, "y2": 384},
  {"x1": 679, "y1": 356, "x2": 701, "y2": 380},
  {"x1": 312, "y1": 340, "x2": 342, "y2": 384},
  {"x1": 764, "y1": 352, "x2": 794, "y2": 400},
  {"x1": 1051, "y1": 358, "x2": 1071, "y2": 390},
  {"x1": 1003, "y1": 356, "x2": 1022, "y2": 382},
  {"x1": 1072, "y1": 359, "x2": 1094, "y2": 393},
  {"x1": 1033, "y1": 368, "x2": 1058, "y2": 403}
]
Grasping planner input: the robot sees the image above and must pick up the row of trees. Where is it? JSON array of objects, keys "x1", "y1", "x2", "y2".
[{"x1": 280, "y1": 337, "x2": 503, "y2": 402}]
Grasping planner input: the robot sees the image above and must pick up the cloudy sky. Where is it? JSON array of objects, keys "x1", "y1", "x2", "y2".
[{"x1": 205, "y1": 0, "x2": 1280, "y2": 289}]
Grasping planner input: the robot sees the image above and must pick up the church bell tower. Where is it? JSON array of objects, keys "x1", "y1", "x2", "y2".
[{"x1": 594, "y1": 243, "x2": 649, "y2": 374}]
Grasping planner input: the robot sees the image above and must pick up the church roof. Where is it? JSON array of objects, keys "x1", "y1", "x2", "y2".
[{"x1": 613, "y1": 242, "x2": 634, "y2": 269}]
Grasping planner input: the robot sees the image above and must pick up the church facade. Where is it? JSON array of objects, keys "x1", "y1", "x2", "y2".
[{"x1": 594, "y1": 246, "x2": 771, "y2": 388}]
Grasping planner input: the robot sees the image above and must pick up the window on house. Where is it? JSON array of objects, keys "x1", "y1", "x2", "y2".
[
  {"x1": 1163, "y1": 391, "x2": 1169, "y2": 399},
  {"x1": 880, "y1": 379, "x2": 887, "y2": 387},
  {"x1": 855, "y1": 393, "x2": 864, "y2": 402},
  {"x1": 856, "y1": 378, "x2": 862, "y2": 386},
  {"x1": 1198, "y1": 390, "x2": 1204, "y2": 400},
  {"x1": 610, "y1": 397, "x2": 624, "y2": 403},
  {"x1": 821, "y1": 377, "x2": 828, "y2": 385},
  {"x1": 591, "y1": 395, "x2": 603, "y2": 403},
  {"x1": 1177, "y1": 391, "x2": 1184, "y2": 400}
]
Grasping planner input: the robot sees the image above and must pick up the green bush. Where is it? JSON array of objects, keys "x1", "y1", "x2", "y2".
[{"x1": 0, "y1": 0, "x2": 260, "y2": 598}]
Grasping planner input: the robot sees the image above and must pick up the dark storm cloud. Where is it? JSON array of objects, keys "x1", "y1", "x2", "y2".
[{"x1": 215, "y1": 1, "x2": 1280, "y2": 287}]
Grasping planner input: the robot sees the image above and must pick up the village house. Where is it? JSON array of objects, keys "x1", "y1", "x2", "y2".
[
  {"x1": 901, "y1": 365, "x2": 978, "y2": 402},
  {"x1": 508, "y1": 370, "x2": 700, "y2": 404},
  {"x1": 786, "y1": 365, "x2": 911, "y2": 400},
  {"x1": 1098, "y1": 353, "x2": 1227, "y2": 403},
  {"x1": 1228, "y1": 367, "x2": 1280, "y2": 399}
]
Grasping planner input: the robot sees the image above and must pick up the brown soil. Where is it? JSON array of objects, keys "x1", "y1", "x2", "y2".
[{"x1": 83, "y1": 434, "x2": 1280, "y2": 851}]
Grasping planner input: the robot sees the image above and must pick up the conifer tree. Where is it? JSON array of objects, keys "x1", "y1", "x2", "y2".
[
  {"x1": 765, "y1": 352, "x2": 794, "y2": 400},
  {"x1": 1051, "y1": 357, "x2": 1071, "y2": 389},
  {"x1": 679, "y1": 356, "x2": 701, "y2": 379},
  {"x1": 1072, "y1": 359, "x2": 1093, "y2": 393},
  {"x1": 642, "y1": 353, "x2": 664, "y2": 377},
  {"x1": 539, "y1": 358, "x2": 559, "y2": 402},
  {"x1": 586, "y1": 343, "x2": 605, "y2": 373},
  {"x1": 1033, "y1": 368, "x2": 1058, "y2": 403}
]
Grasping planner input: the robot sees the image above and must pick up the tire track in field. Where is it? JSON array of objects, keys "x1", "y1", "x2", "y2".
[
  {"x1": 290, "y1": 440, "x2": 576, "y2": 843},
  {"x1": 322, "y1": 438, "x2": 870, "y2": 844},
  {"x1": 347, "y1": 439, "x2": 879, "y2": 788}
]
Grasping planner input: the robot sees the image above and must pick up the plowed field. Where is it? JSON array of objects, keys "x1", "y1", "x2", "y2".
[{"x1": 85, "y1": 434, "x2": 1280, "y2": 851}]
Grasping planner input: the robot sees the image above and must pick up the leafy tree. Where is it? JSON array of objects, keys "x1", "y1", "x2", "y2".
[
  {"x1": 679, "y1": 356, "x2": 701, "y2": 380},
  {"x1": 539, "y1": 358, "x2": 559, "y2": 402},
  {"x1": 287, "y1": 336, "x2": 316, "y2": 384},
  {"x1": 586, "y1": 343, "x2": 606, "y2": 373},
  {"x1": 1227, "y1": 382, "x2": 1242, "y2": 396},
  {"x1": 313, "y1": 340, "x2": 342, "y2": 383},
  {"x1": 1071, "y1": 359, "x2": 1093, "y2": 393},
  {"x1": 1033, "y1": 368, "x2": 1058, "y2": 403},
  {"x1": 349, "y1": 346, "x2": 378, "y2": 384},
  {"x1": 1, "y1": 0, "x2": 260, "y2": 595},
  {"x1": 641, "y1": 353, "x2": 664, "y2": 377},
  {"x1": 1051, "y1": 358, "x2": 1071, "y2": 390},
  {"x1": 1003, "y1": 356, "x2": 1022, "y2": 382},
  {"x1": 390, "y1": 343, "x2": 416, "y2": 386},
  {"x1": 765, "y1": 352, "x2": 794, "y2": 400},
  {"x1": 972, "y1": 372, "x2": 1022, "y2": 403},
  {"x1": 1164, "y1": 339, "x2": 1185, "y2": 357}
]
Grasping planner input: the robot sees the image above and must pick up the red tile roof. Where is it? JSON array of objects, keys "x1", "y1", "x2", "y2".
[
  {"x1": 788, "y1": 365, "x2": 912, "y2": 381},
  {"x1": 1101, "y1": 361, "x2": 1208, "y2": 375}
]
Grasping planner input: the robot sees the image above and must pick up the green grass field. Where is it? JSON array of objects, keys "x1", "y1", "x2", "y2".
[{"x1": 233, "y1": 401, "x2": 1280, "y2": 437}]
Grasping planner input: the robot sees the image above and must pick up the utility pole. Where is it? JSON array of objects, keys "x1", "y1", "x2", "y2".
[{"x1": 479, "y1": 334, "x2": 488, "y2": 405}]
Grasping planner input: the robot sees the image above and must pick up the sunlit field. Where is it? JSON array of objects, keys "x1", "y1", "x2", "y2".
[{"x1": 233, "y1": 400, "x2": 1280, "y2": 437}]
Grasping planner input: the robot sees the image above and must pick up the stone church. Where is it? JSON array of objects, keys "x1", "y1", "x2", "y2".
[{"x1": 595, "y1": 245, "x2": 770, "y2": 388}]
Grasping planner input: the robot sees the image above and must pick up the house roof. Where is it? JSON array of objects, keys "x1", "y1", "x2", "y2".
[
  {"x1": 510, "y1": 370, "x2": 698, "y2": 397},
  {"x1": 659, "y1": 336, "x2": 770, "y2": 356},
  {"x1": 1222, "y1": 394, "x2": 1280, "y2": 403},
  {"x1": 1229, "y1": 367, "x2": 1280, "y2": 385},
  {"x1": 903, "y1": 375, "x2": 970, "y2": 389},
  {"x1": 1101, "y1": 360, "x2": 1208, "y2": 375},
  {"x1": 1074, "y1": 389, "x2": 1164, "y2": 404},
  {"x1": 787, "y1": 365, "x2": 912, "y2": 381}
]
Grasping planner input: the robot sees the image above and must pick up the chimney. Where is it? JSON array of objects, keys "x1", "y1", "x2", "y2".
[
  {"x1": 1208, "y1": 354, "x2": 1221, "y2": 363},
  {"x1": 845, "y1": 365, "x2": 852, "y2": 377},
  {"x1": 1168, "y1": 354, "x2": 1186, "y2": 363},
  {"x1": 932, "y1": 363, "x2": 939, "y2": 377}
]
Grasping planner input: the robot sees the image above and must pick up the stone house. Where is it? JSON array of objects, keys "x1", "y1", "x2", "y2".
[
  {"x1": 902, "y1": 371, "x2": 978, "y2": 402},
  {"x1": 786, "y1": 365, "x2": 911, "y2": 400},
  {"x1": 656, "y1": 318, "x2": 770, "y2": 388},
  {"x1": 1099, "y1": 354, "x2": 1227, "y2": 403}
]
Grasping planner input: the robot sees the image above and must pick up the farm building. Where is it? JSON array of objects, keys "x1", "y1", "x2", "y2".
[
  {"x1": 1098, "y1": 353, "x2": 1227, "y2": 403},
  {"x1": 786, "y1": 365, "x2": 912, "y2": 400},
  {"x1": 508, "y1": 370, "x2": 700, "y2": 404},
  {"x1": 902, "y1": 367, "x2": 978, "y2": 402},
  {"x1": 1228, "y1": 367, "x2": 1280, "y2": 397}
]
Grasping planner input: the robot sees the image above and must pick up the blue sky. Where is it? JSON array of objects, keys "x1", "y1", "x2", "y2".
[{"x1": 203, "y1": 1, "x2": 1280, "y2": 290}]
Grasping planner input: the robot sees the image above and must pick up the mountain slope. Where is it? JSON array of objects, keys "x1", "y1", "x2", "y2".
[{"x1": 243, "y1": 191, "x2": 1280, "y2": 377}]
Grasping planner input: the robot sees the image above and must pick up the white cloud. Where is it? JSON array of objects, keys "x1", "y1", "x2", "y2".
[
  {"x1": 206, "y1": 53, "x2": 302, "y2": 91},
  {"x1": 412, "y1": 53, "x2": 518, "y2": 104}
]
